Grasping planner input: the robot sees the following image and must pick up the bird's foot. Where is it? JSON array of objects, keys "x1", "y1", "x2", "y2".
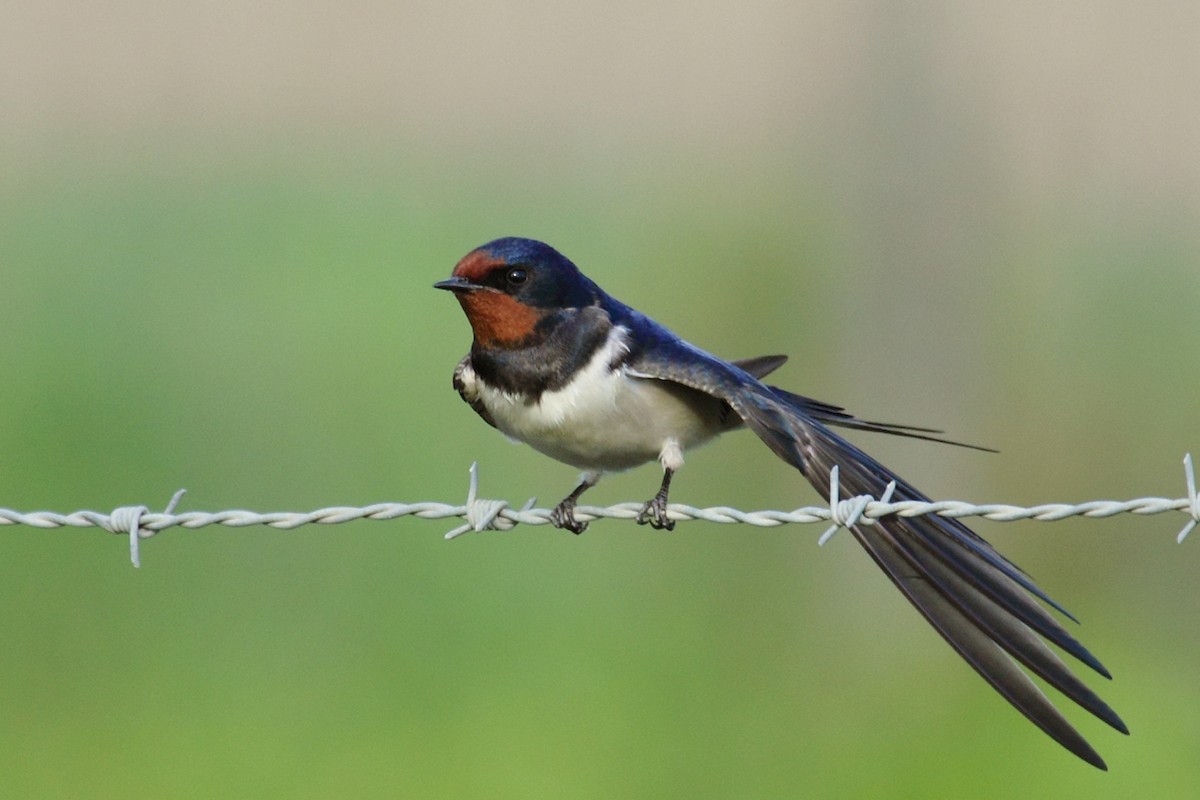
[
  {"x1": 550, "y1": 497, "x2": 588, "y2": 534},
  {"x1": 637, "y1": 492, "x2": 675, "y2": 530}
]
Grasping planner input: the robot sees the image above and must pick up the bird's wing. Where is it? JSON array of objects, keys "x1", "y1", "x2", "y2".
[
  {"x1": 452, "y1": 354, "x2": 498, "y2": 429},
  {"x1": 731, "y1": 354, "x2": 788, "y2": 379},
  {"x1": 625, "y1": 336, "x2": 1127, "y2": 769}
]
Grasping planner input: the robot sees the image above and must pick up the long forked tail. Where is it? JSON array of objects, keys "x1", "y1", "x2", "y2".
[
  {"x1": 736, "y1": 386, "x2": 1128, "y2": 769},
  {"x1": 733, "y1": 356, "x2": 996, "y2": 452},
  {"x1": 769, "y1": 385, "x2": 998, "y2": 452}
]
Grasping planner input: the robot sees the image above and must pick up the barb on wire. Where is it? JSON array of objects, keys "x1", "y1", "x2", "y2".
[
  {"x1": 817, "y1": 464, "x2": 897, "y2": 546},
  {"x1": 444, "y1": 463, "x2": 537, "y2": 540},
  {"x1": 0, "y1": 455, "x2": 1196, "y2": 567},
  {"x1": 1179, "y1": 453, "x2": 1198, "y2": 543},
  {"x1": 106, "y1": 489, "x2": 187, "y2": 568}
]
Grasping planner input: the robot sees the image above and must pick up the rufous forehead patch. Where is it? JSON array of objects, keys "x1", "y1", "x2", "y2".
[{"x1": 452, "y1": 249, "x2": 505, "y2": 283}]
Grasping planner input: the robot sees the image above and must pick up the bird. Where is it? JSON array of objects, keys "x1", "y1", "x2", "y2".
[{"x1": 434, "y1": 236, "x2": 1127, "y2": 769}]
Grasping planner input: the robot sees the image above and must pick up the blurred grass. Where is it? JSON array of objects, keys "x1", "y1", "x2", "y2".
[{"x1": 0, "y1": 139, "x2": 1197, "y2": 799}]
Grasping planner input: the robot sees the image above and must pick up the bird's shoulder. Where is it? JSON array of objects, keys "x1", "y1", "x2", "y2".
[
  {"x1": 597, "y1": 294, "x2": 779, "y2": 420},
  {"x1": 620, "y1": 323, "x2": 757, "y2": 402}
]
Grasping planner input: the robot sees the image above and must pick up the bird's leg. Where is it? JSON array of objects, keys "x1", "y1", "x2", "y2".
[
  {"x1": 550, "y1": 472, "x2": 600, "y2": 534},
  {"x1": 639, "y1": 439, "x2": 683, "y2": 530},
  {"x1": 637, "y1": 467, "x2": 675, "y2": 530}
]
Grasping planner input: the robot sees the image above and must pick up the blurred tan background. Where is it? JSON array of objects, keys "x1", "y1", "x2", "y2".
[{"x1": 2, "y1": 2, "x2": 1198, "y2": 797}]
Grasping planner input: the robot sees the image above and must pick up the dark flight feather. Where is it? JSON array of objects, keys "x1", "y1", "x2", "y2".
[{"x1": 621, "y1": 328, "x2": 1127, "y2": 770}]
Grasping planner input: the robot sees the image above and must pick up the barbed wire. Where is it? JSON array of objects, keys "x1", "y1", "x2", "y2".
[{"x1": 2, "y1": 455, "x2": 1196, "y2": 568}]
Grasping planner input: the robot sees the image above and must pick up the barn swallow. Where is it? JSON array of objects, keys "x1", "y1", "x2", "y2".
[{"x1": 435, "y1": 236, "x2": 1127, "y2": 769}]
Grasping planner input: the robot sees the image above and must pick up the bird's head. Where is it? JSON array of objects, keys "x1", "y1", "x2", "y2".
[{"x1": 435, "y1": 238, "x2": 598, "y2": 347}]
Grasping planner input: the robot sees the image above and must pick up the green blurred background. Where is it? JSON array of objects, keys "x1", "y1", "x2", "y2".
[{"x1": 2, "y1": 2, "x2": 1198, "y2": 797}]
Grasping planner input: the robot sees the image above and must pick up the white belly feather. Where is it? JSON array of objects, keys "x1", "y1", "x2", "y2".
[{"x1": 468, "y1": 327, "x2": 722, "y2": 472}]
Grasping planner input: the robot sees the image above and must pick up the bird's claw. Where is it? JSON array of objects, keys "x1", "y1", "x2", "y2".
[
  {"x1": 550, "y1": 499, "x2": 588, "y2": 534},
  {"x1": 637, "y1": 494, "x2": 675, "y2": 530}
]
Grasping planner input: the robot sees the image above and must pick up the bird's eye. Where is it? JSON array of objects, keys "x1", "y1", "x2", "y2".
[{"x1": 506, "y1": 268, "x2": 528, "y2": 285}]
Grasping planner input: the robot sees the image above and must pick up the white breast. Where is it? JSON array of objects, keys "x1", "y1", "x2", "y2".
[{"x1": 469, "y1": 326, "x2": 723, "y2": 472}]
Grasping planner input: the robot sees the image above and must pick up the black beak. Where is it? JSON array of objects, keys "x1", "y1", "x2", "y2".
[{"x1": 433, "y1": 276, "x2": 481, "y2": 293}]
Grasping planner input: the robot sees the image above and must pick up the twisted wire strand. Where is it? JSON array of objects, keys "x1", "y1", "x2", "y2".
[{"x1": 2, "y1": 455, "x2": 1196, "y2": 567}]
